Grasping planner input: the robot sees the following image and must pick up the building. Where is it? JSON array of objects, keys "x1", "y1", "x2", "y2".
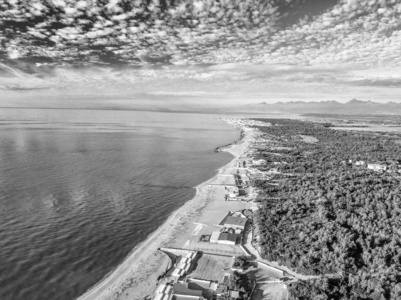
[
  {"x1": 170, "y1": 251, "x2": 198, "y2": 281},
  {"x1": 173, "y1": 283, "x2": 203, "y2": 299},
  {"x1": 252, "y1": 159, "x2": 267, "y2": 166},
  {"x1": 171, "y1": 268, "x2": 185, "y2": 280},
  {"x1": 210, "y1": 231, "x2": 237, "y2": 245},
  {"x1": 228, "y1": 192, "x2": 236, "y2": 198},
  {"x1": 238, "y1": 188, "x2": 247, "y2": 196},
  {"x1": 210, "y1": 231, "x2": 221, "y2": 244},
  {"x1": 230, "y1": 291, "x2": 240, "y2": 299},
  {"x1": 226, "y1": 196, "x2": 239, "y2": 202},
  {"x1": 153, "y1": 294, "x2": 173, "y2": 300},
  {"x1": 367, "y1": 163, "x2": 387, "y2": 172},
  {"x1": 223, "y1": 216, "x2": 247, "y2": 230},
  {"x1": 154, "y1": 283, "x2": 173, "y2": 300},
  {"x1": 217, "y1": 232, "x2": 237, "y2": 245},
  {"x1": 176, "y1": 258, "x2": 191, "y2": 273},
  {"x1": 233, "y1": 174, "x2": 244, "y2": 187},
  {"x1": 225, "y1": 191, "x2": 238, "y2": 201},
  {"x1": 155, "y1": 284, "x2": 173, "y2": 295}
]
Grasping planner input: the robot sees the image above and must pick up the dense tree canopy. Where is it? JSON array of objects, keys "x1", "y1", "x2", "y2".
[{"x1": 251, "y1": 119, "x2": 401, "y2": 300}]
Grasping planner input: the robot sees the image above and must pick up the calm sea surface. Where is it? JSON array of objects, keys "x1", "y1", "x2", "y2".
[{"x1": 0, "y1": 108, "x2": 239, "y2": 300}]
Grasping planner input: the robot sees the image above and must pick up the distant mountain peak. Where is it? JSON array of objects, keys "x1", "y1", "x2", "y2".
[
  {"x1": 234, "y1": 99, "x2": 401, "y2": 115},
  {"x1": 347, "y1": 99, "x2": 365, "y2": 104}
]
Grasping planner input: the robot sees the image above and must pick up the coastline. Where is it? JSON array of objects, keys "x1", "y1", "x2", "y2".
[{"x1": 77, "y1": 118, "x2": 249, "y2": 300}]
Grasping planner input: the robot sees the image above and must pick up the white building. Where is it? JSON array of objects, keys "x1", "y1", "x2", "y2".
[
  {"x1": 252, "y1": 159, "x2": 267, "y2": 166},
  {"x1": 367, "y1": 163, "x2": 387, "y2": 172},
  {"x1": 153, "y1": 294, "x2": 173, "y2": 300},
  {"x1": 210, "y1": 231, "x2": 237, "y2": 245},
  {"x1": 217, "y1": 232, "x2": 237, "y2": 245},
  {"x1": 210, "y1": 231, "x2": 221, "y2": 244},
  {"x1": 223, "y1": 216, "x2": 248, "y2": 230},
  {"x1": 154, "y1": 284, "x2": 173, "y2": 300}
]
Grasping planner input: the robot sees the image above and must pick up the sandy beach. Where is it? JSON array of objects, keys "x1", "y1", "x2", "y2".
[{"x1": 77, "y1": 120, "x2": 253, "y2": 300}]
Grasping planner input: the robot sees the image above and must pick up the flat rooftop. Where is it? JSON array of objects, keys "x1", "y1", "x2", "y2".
[
  {"x1": 224, "y1": 216, "x2": 247, "y2": 227},
  {"x1": 189, "y1": 254, "x2": 234, "y2": 282}
]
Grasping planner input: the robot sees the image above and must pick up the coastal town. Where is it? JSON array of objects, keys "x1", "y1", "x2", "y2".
[
  {"x1": 78, "y1": 117, "x2": 299, "y2": 300},
  {"x1": 150, "y1": 116, "x2": 401, "y2": 300},
  {"x1": 150, "y1": 117, "x2": 292, "y2": 300},
  {"x1": 3, "y1": 1, "x2": 401, "y2": 299}
]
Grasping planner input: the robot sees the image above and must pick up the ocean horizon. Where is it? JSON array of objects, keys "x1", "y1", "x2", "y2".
[{"x1": 0, "y1": 108, "x2": 239, "y2": 300}]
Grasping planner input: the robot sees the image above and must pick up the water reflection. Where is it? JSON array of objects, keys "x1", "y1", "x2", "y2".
[{"x1": 0, "y1": 108, "x2": 239, "y2": 300}]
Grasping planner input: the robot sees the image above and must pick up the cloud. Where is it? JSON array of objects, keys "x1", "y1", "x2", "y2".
[
  {"x1": 1, "y1": 0, "x2": 401, "y2": 104},
  {"x1": 1, "y1": 1, "x2": 400, "y2": 70},
  {"x1": 2, "y1": 60, "x2": 401, "y2": 95}
]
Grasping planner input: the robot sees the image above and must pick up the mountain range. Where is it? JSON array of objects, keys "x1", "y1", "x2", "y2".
[
  {"x1": 232, "y1": 100, "x2": 401, "y2": 115},
  {"x1": 1, "y1": 61, "x2": 401, "y2": 115}
]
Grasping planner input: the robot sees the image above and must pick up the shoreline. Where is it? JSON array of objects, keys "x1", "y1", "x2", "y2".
[{"x1": 77, "y1": 118, "x2": 248, "y2": 300}]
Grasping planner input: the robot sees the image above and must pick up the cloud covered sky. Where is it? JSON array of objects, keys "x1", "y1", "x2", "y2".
[{"x1": 1, "y1": 0, "x2": 401, "y2": 106}]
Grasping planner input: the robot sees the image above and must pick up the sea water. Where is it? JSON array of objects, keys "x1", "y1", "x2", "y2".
[{"x1": 0, "y1": 108, "x2": 239, "y2": 300}]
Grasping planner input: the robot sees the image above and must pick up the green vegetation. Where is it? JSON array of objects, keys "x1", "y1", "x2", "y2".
[
  {"x1": 233, "y1": 271, "x2": 253, "y2": 297},
  {"x1": 251, "y1": 119, "x2": 401, "y2": 300},
  {"x1": 232, "y1": 255, "x2": 248, "y2": 270}
]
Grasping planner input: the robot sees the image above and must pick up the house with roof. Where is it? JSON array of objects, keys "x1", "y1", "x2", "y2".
[
  {"x1": 210, "y1": 231, "x2": 237, "y2": 245},
  {"x1": 173, "y1": 283, "x2": 204, "y2": 299},
  {"x1": 355, "y1": 160, "x2": 365, "y2": 166},
  {"x1": 367, "y1": 163, "x2": 387, "y2": 172},
  {"x1": 223, "y1": 216, "x2": 248, "y2": 231},
  {"x1": 217, "y1": 232, "x2": 237, "y2": 246},
  {"x1": 153, "y1": 293, "x2": 173, "y2": 300},
  {"x1": 168, "y1": 251, "x2": 198, "y2": 282},
  {"x1": 210, "y1": 231, "x2": 221, "y2": 244},
  {"x1": 238, "y1": 188, "x2": 247, "y2": 196},
  {"x1": 154, "y1": 283, "x2": 173, "y2": 300}
]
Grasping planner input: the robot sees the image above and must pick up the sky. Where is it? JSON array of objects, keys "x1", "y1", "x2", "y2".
[{"x1": 1, "y1": 0, "x2": 401, "y2": 108}]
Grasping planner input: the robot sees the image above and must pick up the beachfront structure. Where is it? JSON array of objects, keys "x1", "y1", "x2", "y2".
[
  {"x1": 367, "y1": 163, "x2": 387, "y2": 172},
  {"x1": 228, "y1": 192, "x2": 236, "y2": 198},
  {"x1": 210, "y1": 231, "x2": 221, "y2": 244},
  {"x1": 225, "y1": 191, "x2": 238, "y2": 201},
  {"x1": 155, "y1": 284, "x2": 173, "y2": 295},
  {"x1": 169, "y1": 251, "x2": 198, "y2": 281},
  {"x1": 154, "y1": 283, "x2": 203, "y2": 300},
  {"x1": 188, "y1": 278, "x2": 219, "y2": 293},
  {"x1": 210, "y1": 231, "x2": 237, "y2": 245},
  {"x1": 173, "y1": 283, "x2": 203, "y2": 299},
  {"x1": 218, "y1": 232, "x2": 236, "y2": 245},
  {"x1": 171, "y1": 268, "x2": 185, "y2": 280},
  {"x1": 223, "y1": 216, "x2": 247, "y2": 230},
  {"x1": 252, "y1": 159, "x2": 267, "y2": 166},
  {"x1": 226, "y1": 196, "x2": 238, "y2": 202},
  {"x1": 238, "y1": 188, "x2": 247, "y2": 196},
  {"x1": 160, "y1": 278, "x2": 242, "y2": 300},
  {"x1": 233, "y1": 174, "x2": 243, "y2": 187},
  {"x1": 153, "y1": 293, "x2": 173, "y2": 300},
  {"x1": 154, "y1": 283, "x2": 174, "y2": 300}
]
